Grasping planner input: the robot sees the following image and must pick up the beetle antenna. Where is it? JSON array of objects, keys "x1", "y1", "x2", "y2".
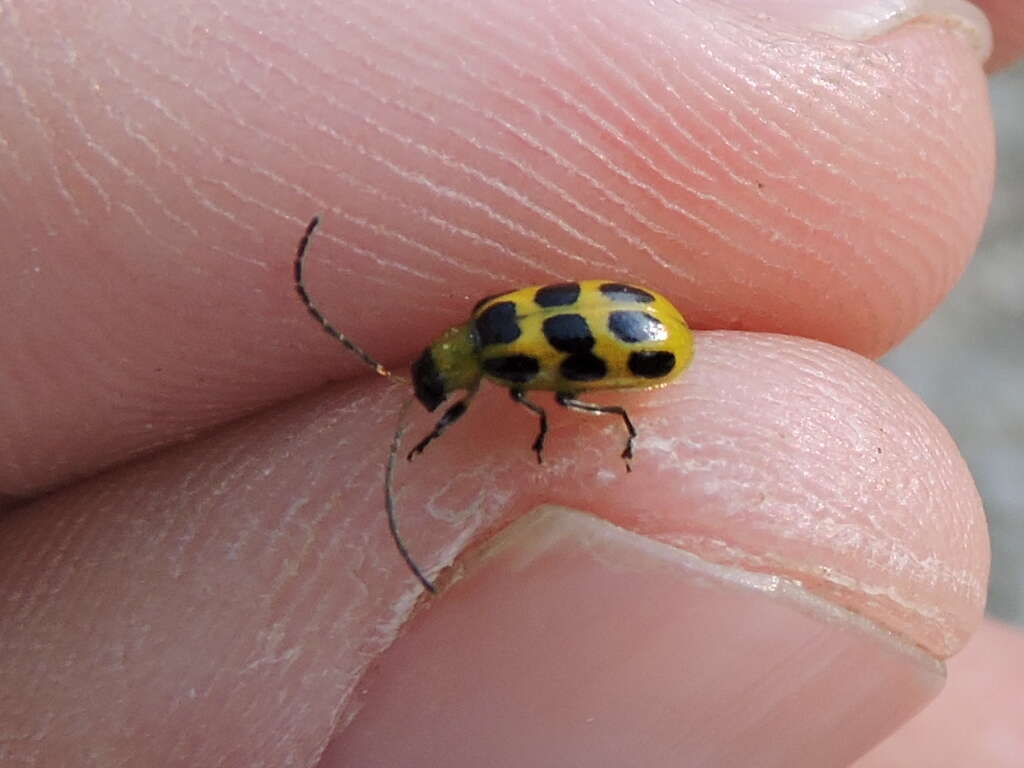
[
  {"x1": 295, "y1": 217, "x2": 409, "y2": 383},
  {"x1": 386, "y1": 397, "x2": 437, "y2": 593}
]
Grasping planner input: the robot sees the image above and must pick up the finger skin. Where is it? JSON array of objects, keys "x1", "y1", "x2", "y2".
[
  {"x1": 0, "y1": 334, "x2": 987, "y2": 766},
  {"x1": 0, "y1": 0, "x2": 994, "y2": 496}
]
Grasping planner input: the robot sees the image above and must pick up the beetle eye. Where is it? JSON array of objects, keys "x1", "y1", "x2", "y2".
[{"x1": 411, "y1": 349, "x2": 446, "y2": 412}]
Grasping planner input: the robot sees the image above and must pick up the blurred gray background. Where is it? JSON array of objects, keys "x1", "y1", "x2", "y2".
[{"x1": 883, "y1": 62, "x2": 1023, "y2": 625}]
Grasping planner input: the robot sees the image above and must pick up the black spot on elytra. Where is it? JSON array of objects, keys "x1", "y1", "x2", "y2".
[
  {"x1": 472, "y1": 291, "x2": 510, "y2": 314},
  {"x1": 483, "y1": 355, "x2": 540, "y2": 383},
  {"x1": 628, "y1": 350, "x2": 676, "y2": 378},
  {"x1": 534, "y1": 282, "x2": 581, "y2": 308},
  {"x1": 599, "y1": 283, "x2": 655, "y2": 303},
  {"x1": 608, "y1": 311, "x2": 667, "y2": 343},
  {"x1": 475, "y1": 301, "x2": 521, "y2": 346},
  {"x1": 542, "y1": 314, "x2": 594, "y2": 354},
  {"x1": 561, "y1": 353, "x2": 607, "y2": 381}
]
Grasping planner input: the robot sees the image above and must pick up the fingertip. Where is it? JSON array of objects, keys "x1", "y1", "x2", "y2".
[{"x1": 391, "y1": 333, "x2": 988, "y2": 657}]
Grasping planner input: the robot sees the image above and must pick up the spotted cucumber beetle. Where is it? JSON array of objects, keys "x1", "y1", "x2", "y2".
[{"x1": 294, "y1": 217, "x2": 694, "y2": 592}]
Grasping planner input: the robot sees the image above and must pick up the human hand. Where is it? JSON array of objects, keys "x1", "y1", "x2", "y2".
[{"x1": 1, "y1": 1, "x2": 1021, "y2": 765}]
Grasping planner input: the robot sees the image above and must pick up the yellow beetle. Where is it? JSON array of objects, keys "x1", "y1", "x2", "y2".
[{"x1": 294, "y1": 218, "x2": 694, "y2": 591}]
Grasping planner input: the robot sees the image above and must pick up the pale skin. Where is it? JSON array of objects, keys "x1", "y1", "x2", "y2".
[{"x1": 1, "y1": 1, "x2": 1022, "y2": 766}]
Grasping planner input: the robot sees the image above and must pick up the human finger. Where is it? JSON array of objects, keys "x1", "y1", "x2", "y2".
[
  {"x1": 0, "y1": 333, "x2": 987, "y2": 765},
  {"x1": 0, "y1": 0, "x2": 994, "y2": 496}
]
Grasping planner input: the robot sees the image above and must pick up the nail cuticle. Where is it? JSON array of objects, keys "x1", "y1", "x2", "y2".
[
  {"x1": 712, "y1": 0, "x2": 992, "y2": 62},
  {"x1": 458, "y1": 505, "x2": 944, "y2": 673},
  {"x1": 328, "y1": 504, "x2": 945, "y2": 767}
]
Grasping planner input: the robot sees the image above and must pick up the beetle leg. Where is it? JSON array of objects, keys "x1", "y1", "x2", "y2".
[
  {"x1": 510, "y1": 388, "x2": 548, "y2": 464},
  {"x1": 556, "y1": 392, "x2": 636, "y2": 472},
  {"x1": 407, "y1": 386, "x2": 479, "y2": 461}
]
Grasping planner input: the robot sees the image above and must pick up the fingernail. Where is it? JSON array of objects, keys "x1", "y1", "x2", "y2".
[
  {"x1": 721, "y1": 0, "x2": 992, "y2": 62},
  {"x1": 323, "y1": 507, "x2": 944, "y2": 768}
]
